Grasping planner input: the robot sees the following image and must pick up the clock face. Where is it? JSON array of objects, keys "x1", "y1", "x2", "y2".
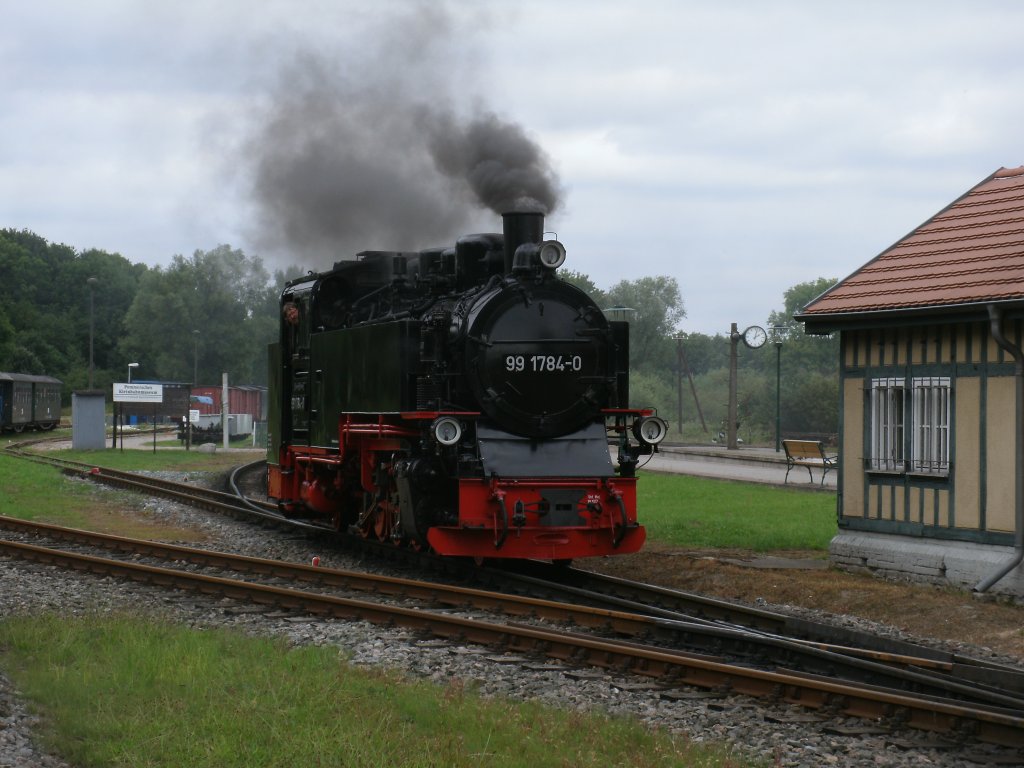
[{"x1": 742, "y1": 325, "x2": 767, "y2": 349}]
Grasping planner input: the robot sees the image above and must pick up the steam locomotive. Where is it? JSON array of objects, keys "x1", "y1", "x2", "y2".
[{"x1": 266, "y1": 212, "x2": 667, "y2": 561}]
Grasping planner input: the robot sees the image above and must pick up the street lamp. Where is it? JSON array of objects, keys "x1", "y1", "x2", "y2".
[
  {"x1": 86, "y1": 277, "x2": 98, "y2": 388},
  {"x1": 772, "y1": 325, "x2": 786, "y2": 452},
  {"x1": 674, "y1": 334, "x2": 685, "y2": 435},
  {"x1": 603, "y1": 305, "x2": 635, "y2": 323},
  {"x1": 128, "y1": 362, "x2": 139, "y2": 383},
  {"x1": 192, "y1": 330, "x2": 200, "y2": 385}
]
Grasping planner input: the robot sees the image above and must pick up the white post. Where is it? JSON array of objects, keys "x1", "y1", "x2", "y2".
[{"x1": 222, "y1": 372, "x2": 229, "y2": 450}]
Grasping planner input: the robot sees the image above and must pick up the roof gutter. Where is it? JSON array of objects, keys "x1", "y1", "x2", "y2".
[{"x1": 974, "y1": 304, "x2": 1024, "y2": 593}]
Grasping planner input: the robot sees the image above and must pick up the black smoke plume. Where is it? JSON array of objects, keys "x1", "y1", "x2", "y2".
[
  {"x1": 240, "y1": 5, "x2": 562, "y2": 267},
  {"x1": 428, "y1": 111, "x2": 562, "y2": 215}
]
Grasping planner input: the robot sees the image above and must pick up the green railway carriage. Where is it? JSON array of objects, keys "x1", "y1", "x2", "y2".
[{"x1": 0, "y1": 372, "x2": 62, "y2": 432}]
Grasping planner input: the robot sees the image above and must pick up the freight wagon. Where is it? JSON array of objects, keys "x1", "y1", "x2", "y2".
[{"x1": 190, "y1": 385, "x2": 266, "y2": 420}]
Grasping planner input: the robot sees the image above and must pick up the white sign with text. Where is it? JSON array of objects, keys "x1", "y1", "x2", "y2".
[{"x1": 113, "y1": 383, "x2": 164, "y2": 403}]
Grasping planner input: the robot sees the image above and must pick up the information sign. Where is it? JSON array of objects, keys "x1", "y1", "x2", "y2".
[{"x1": 113, "y1": 383, "x2": 164, "y2": 403}]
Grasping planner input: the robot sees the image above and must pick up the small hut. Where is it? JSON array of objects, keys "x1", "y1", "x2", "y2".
[{"x1": 798, "y1": 166, "x2": 1024, "y2": 597}]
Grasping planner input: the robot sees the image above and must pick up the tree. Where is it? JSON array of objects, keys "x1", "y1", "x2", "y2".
[
  {"x1": 0, "y1": 230, "x2": 146, "y2": 390},
  {"x1": 765, "y1": 277, "x2": 839, "y2": 374},
  {"x1": 0, "y1": 306, "x2": 13, "y2": 362},
  {"x1": 118, "y1": 246, "x2": 280, "y2": 386},
  {"x1": 676, "y1": 331, "x2": 729, "y2": 377},
  {"x1": 749, "y1": 277, "x2": 841, "y2": 440},
  {"x1": 558, "y1": 271, "x2": 687, "y2": 418},
  {"x1": 605, "y1": 276, "x2": 685, "y2": 374},
  {"x1": 558, "y1": 270, "x2": 606, "y2": 305},
  {"x1": 769, "y1": 276, "x2": 838, "y2": 327},
  {"x1": 0, "y1": 228, "x2": 301, "y2": 400}
]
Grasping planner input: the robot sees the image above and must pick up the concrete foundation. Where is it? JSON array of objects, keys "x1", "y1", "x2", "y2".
[{"x1": 830, "y1": 530, "x2": 1024, "y2": 599}]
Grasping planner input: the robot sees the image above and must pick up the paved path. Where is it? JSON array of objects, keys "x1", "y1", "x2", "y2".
[{"x1": 645, "y1": 444, "x2": 837, "y2": 490}]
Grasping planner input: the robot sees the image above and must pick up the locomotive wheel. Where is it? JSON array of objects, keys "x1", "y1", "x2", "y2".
[{"x1": 357, "y1": 499, "x2": 397, "y2": 543}]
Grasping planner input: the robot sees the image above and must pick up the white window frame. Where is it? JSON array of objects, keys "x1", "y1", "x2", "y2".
[
  {"x1": 910, "y1": 376, "x2": 950, "y2": 476},
  {"x1": 869, "y1": 377, "x2": 904, "y2": 472}
]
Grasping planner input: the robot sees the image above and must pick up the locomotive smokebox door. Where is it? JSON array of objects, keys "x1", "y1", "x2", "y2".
[{"x1": 464, "y1": 282, "x2": 613, "y2": 438}]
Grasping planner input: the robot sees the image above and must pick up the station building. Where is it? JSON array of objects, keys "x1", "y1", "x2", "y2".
[{"x1": 797, "y1": 166, "x2": 1024, "y2": 598}]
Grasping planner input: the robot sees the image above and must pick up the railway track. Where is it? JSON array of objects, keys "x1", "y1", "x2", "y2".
[
  {"x1": 1, "y1": 514, "x2": 1023, "y2": 747},
  {"x1": 485, "y1": 561, "x2": 1024, "y2": 695},
  {"x1": 4, "y1": 443, "x2": 1024, "y2": 748}
]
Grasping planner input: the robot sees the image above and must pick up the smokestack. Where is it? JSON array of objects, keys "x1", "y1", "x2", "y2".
[{"x1": 502, "y1": 211, "x2": 544, "y2": 273}]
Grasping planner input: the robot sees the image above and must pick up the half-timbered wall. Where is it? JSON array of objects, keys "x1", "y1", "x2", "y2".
[{"x1": 839, "y1": 320, "x2": 1019, "y2": 544}]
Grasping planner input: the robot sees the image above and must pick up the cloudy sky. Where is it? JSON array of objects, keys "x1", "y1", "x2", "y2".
[{"x1": 4, "y1": 1, "x2": 1024, "y2": 335}]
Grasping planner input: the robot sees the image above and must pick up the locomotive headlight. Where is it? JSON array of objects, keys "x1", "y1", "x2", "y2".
[
  {"x1": 431, "y1": 416, "x2": 463, "y2": 446},
  {"x1": 537, "y1": 240, "x2": 566, "y2": 270},
  {"x1": 634, "y1": 415, "x2": 668, "y2": 446}
]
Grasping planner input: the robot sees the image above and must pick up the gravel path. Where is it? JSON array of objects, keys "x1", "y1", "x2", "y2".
[{"x1": 0, "y1": 473, "x2": 1020, "y2": 768}]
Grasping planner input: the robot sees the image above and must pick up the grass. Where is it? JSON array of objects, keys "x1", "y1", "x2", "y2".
[
  {"x1": 0, "y1": 445, "x2": 249, "y2": 539},
  {"x1": 637, "y1": 471, "x2": 837, "y2": 551},
  {"x1": 55, "y1": 445, "x2": 260, "y2": 472},
  {"x1": 0, "y1": 615, "x2": 753, "y2": 768}
]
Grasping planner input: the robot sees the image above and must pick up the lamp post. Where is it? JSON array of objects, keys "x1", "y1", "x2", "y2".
[
  {"x1": 86, "y1": 277, "x2": 98, "y2": 388},
  {"x1": 772, "y1": 325, "x2": 786, "y2": 452},
  {"x1": 674, "y1": 334, "x2": 684, "y2": 435},
  {"x1": 192, "y1": 330, "x2": 200, "y2": 385},
  {"x1": 128, "y1": 362, "x2": 139, "y2": 383},
  {"x1": 727, "y1": 323, "x2": 739, "y2": 449},
  {"x1": 603, "y1": 305, "x2": 635, "y2": 323}
]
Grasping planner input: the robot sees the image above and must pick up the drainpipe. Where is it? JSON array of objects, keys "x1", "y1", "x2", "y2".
[{"x1": 974, "y1": 304, "x2": 1024, "y2": 593}]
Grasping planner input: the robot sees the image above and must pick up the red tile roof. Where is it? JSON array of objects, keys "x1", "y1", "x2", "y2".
[{"x1": 799, "y1": 166, "x2": 1024, "y2": 320}]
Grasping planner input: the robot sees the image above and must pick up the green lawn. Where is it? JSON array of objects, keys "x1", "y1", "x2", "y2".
[
  {"x1": 0, "y1": 615, "x2": 753, "y2": 768},
  {"x1": 637, "y1": 471, "x2": 837, "y2": 551},
  {"x1": 0, "y1": 447, "x2": 254, "y2": 534}
]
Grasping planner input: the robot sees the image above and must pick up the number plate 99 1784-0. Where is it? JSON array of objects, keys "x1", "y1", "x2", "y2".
[{"x1": 505, "y1": 354, "x2": 583, "y2": 373}]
